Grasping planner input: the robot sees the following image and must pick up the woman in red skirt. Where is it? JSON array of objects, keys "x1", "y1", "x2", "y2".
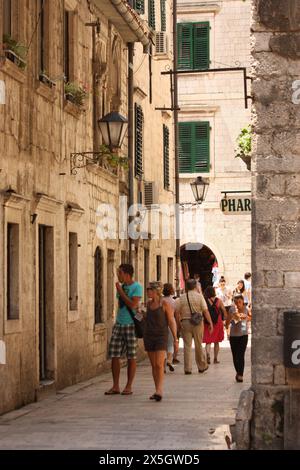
[{"x1": 203, "y1": 286, "x2": 227, "y2": 364}]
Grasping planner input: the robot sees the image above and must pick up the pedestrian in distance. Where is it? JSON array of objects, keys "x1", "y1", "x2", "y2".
[
  {"x1": 243, "y1": 272, "x2": 252, "y2": 307},
  {"x1": 217, "y1": 276, "x2": 233, "y2": 341},
  {"x1": 175, "y1": 279, "x2": 213, "y2": 375},
  {"x1": 163, "y1": 283, "x2": 177, "y2": 372},
  {"x1": 193, "y1": 273, "x2": 202, "y2": 293},
  {"x1": 105, "y1": 264, "x2": 142, "y2": 396},
  {"x1": 233, "y1": 280, "x2": 246, "y2": 303},
  {"x1": 216, "y1": 276, "x2": 233, "y2": 315},
  {"x1": 143, "y1": 282, "x2": 178, "y2": 402},
  {"x1": 203, "y1": 286, "x2": 227, "y2": 364},
  {"x1": 226, "y1": 294, "x2": 251, "y2": 382}
]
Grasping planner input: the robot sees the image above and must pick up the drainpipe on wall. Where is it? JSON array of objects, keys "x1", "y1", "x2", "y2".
[
  {"x1": 128, "y1": 42, "x2": 134, "y2": 265},
  {"x1": 173, "y1": 0, "x2": 181, "y2": 296}
]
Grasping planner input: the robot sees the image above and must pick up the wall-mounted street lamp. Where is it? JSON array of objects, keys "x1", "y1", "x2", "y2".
[
  {"x1": 98, "y1": 111, "x2": 128, "y2": 151},
  {"x1": 190, "y1": 176, "x2": 210, "y2": 204},
  {"x1": 179, "y1": 177, "x2": 210, "y2": 210},
  {"x1": 70, "y1": 111, "x2": 128, "y2": 175}
]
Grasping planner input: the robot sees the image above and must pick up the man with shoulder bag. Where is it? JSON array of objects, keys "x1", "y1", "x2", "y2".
[
  {"x1": 105, "y1": 264, "x2": 143, "y2": 396},
  {"x1": 175, "y1": 279, "x2": 213, "y2": 374}
]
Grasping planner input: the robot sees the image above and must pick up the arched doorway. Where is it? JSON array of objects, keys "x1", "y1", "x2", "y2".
[{"x1": 180, "y1": 243, "x2": 218, "y2": 291}]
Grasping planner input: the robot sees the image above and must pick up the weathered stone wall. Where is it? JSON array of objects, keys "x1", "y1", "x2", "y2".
[
  {"x1": 0, "y1": 0, "x2": 175, "y2": 415},
  {"x1": 251, "y1": 0, "x2": 300, "y2": 450}
]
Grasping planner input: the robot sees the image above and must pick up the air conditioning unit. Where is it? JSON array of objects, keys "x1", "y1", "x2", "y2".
[{"x1": 155, "y1": 32, "x2": 168, "y2": 56}]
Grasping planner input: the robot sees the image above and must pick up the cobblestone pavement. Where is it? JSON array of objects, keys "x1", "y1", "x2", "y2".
[{"x1": 0, "y1": 339, "x2": 251, "y2": 450}]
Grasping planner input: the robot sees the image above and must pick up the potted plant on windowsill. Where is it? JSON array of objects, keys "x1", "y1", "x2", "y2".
[
  {"x1": 39, "y1": 71, "x2": 56, "y2": 89},
  {"x1": 3, "y1": 34, "x2": 28, "y2": 70},
  {"x1": 64, "y1": 82, "x2": 87, "y2": 107},
  {"x1": 235, "y1": 125, "x2": 252, "y2": 171}
]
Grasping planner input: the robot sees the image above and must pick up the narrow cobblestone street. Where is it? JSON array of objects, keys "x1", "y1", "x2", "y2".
[{"x1": 0, "y1": 340, "x2": 250, "y2": 450}]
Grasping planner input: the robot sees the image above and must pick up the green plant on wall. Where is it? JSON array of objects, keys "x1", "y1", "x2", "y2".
[
  {"x1": 3, "y1": 34, "x2": 28, "y2": 69},
  {"x1": 64, "y1": 82, "x2": 88, "y2": 107},
  {"x1": 99, "y1": 144, "x2": 129, "y2": 170},
  {"x1": 235, "y1": 125, "x2": 252, "y2": 170}
]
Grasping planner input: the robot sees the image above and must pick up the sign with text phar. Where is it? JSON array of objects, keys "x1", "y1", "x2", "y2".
[{"x1": 221, "y1": 196, "x2": 251, "y2": 214}]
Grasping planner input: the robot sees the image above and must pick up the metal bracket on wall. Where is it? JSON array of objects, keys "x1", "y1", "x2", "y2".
[
  {"x1": 161, "y1": 67, "x2": 252, "y2": 109},
  {"x1": 70, "y1": 151, "x2": 118, "y2": 176},
  {"x1": 221, "y1": 190, "x2": 251, "y2": 199}
]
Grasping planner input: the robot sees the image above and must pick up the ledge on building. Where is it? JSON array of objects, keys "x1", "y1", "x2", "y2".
[
  {"x1": 134, "y1": 86, "x2": 147, "y2": 100},
  {"x1": 177, "y1": 1, "x2": 222, "y2": 15},
  {"x1": 65, "y1": 201, "x2": 85, "y2": 221},
  {"x1": 92, "y1": 0, "x2": 150, "y2": 45},
  {"x1": 179, "y1": 103, "x2": 220, "y2": 115},
  {"x1": 35, "y1": 193, "x2": 63, "y2": 213},
  {"x1": 64, "y1": 98, "x2": 85, "y2": 119},
  {"x1": 0, "y1": 56, "x2": 26, "y2": 84},
  {"x1": 35, "y1": 79, "x2": 57, "y2": 103}
]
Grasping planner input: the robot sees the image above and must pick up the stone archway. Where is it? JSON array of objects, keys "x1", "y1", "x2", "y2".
[{"x1": 180, "y1": 243, "x2": 221, "y2": 291}]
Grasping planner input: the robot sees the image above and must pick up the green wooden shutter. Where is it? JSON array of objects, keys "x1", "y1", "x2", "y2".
[
  {"x1": 179, "y1": 122, "x2": 193, "y2": 173},
  {"x1": 163, "y1": 124, "x2": 170, "y2": 189},
  {"x1": 177, "y1": 23, "x2": 193, "y2": 70},
  {"x1": 134, "y1": 0, "x2": 144, "y2": 14},
  {"x1": 194, "y1": 122, "x2": 210, "y2": 172},
  {"x1": 193, "y1": 22, "x2": 210, "y2": 70},
  {"x1": 135, "y1": 104, "x2": 144, "y2": 177},
  {"x1": 179, "y1": 122, "x2": 210, "y2": 173},
  {"x1": 148, "y1": 0, "x2": 156, "y2": 30},
  {"x1": 160, "y1": 0, "x2": 166, "y2": 32}
]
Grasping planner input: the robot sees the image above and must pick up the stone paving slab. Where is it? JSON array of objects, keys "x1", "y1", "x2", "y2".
[{"x1": 0, "y1": 340, "x2": 251, "y2": 450}]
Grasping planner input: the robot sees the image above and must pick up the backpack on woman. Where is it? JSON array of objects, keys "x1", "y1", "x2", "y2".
[{"x1": 205, "y1": 298, "x2": 220, "y2": 324}]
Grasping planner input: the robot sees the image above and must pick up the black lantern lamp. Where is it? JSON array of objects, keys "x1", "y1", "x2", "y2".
[
  {"x1": 98, "y1": 111, "x2": 128, "y2": 150},
  {"x1": 190, "y1": 176, "x2": 210, "y2": 204},
  {"x1": 70, "y1": 111, "x2": 128, "y2": 175}
]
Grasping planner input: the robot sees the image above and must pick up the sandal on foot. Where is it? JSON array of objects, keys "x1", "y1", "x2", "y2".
[
  {"x1": 214, "y1": 359, "x2": 220, "y2": 364},
  {"x1": 167, "y1": 362, "x2": 175, "y2": 372},
  {"x1": 153, "y1": 394, "x2": 162, "y2": 402},
  {"x1": 121, "y1": 390, "x2": 133, "y2": 395},
  {"x1": 104, "y1": 389, "x2": 120, "y2": 395}
]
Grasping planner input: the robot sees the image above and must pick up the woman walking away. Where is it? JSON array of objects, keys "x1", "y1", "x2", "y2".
[
  {"x1": 163, "y1": 283, "x2": 176, "y2": 372},
  {"x1": 226, "y1": 294, "x2": 251, "y2": 382},
  {"x1": 203, "y1": 286, "x2": 227, "y2": 364},
  {"x1": 144, "y1": 282, "x2": 178, "y2": 402}
]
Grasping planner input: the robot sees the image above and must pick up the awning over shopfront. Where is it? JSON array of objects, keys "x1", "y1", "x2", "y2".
[{"x1": 93, "y1": 0, "x2": 150, "y2": 45}]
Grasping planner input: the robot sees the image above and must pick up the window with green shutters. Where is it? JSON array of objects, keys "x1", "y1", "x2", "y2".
[
  {"x1": 179, "y1": 122, "x2": 210, "y2": 173},
  {"x1": 160, "y1": 0, "x2": 166, "y2": 32},
  {"x1": 177, "y1": 22, "x2": 210, "y2": 70},
  {"x1": 148, "y1": 0, "x2": 156, "y2": 30},
  {"x1": 163, "y1": 125, "x2": 170, "y2": 189},
  {"x1": 134, "y1": 0, "x2": 144, "y2": 14},
  {"x1": 135, "y1": 104, "x2": 144, "y2": 177}
]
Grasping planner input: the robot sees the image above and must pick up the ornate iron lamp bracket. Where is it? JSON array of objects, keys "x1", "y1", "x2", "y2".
[{"x1": 70, "y1": 151, "x2": 119, "y2": 176}]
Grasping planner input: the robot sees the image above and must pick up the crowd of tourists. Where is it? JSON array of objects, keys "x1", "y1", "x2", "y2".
[{"x1": 104, "y1": 264, "x2": 252, "y2": 402}]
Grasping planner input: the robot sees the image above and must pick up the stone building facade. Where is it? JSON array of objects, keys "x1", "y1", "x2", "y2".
[
  {"x1": 177, "y1": 0, "x2": 251, "y2": 289},
  {"x1": 0, "y1": 0, "x2": 175, "y2": 415},
  {"x1": 249, "y1": 0, "x2": 300, "y2": 450}
]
